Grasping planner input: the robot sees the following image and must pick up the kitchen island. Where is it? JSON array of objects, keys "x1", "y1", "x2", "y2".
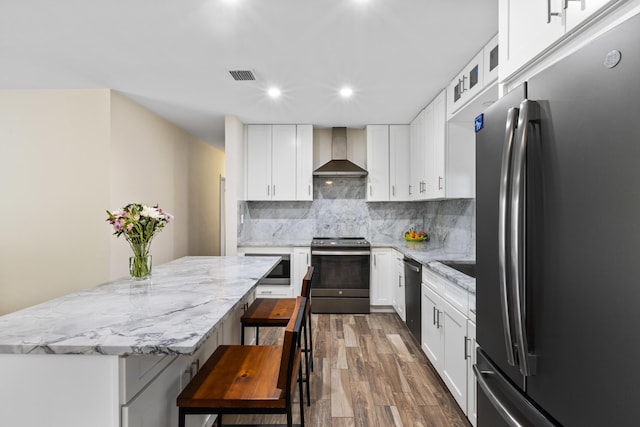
[{"x1": 0, "y1": 256, "x2": 279, "y2": 427}]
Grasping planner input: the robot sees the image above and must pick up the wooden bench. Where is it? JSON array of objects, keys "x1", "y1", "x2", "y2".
[{"x1": 177, "y1": 296, "x2": 307, "y2": 427}]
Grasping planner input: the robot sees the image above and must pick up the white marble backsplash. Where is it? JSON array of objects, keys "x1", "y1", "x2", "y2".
[{"x1": 239, "y1": 177, "x2": 475, "y2": 255}]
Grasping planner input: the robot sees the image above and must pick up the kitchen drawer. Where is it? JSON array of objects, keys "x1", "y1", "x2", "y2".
[
  {"x1": 442, "y1": 280, "x2": 469, "y2": 316},
  {"x1": 119, "y1": 354, "x2": 175, "y2": 404},
  {"x1": 256, "y1": 285, "x2": 292, "y2": 298},
  {"x1": 423, "y1": 267, "x2": 447, "y2": 294}
]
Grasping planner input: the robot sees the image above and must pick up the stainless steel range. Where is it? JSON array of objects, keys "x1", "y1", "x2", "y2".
[{"x1": 310, "y1": 237, "x2": 371, "y2": 314}]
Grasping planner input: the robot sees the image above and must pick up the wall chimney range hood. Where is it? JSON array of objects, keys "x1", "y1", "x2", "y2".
[{"x1": 313, "y1": 127, "x2": 368, "y2": 177}]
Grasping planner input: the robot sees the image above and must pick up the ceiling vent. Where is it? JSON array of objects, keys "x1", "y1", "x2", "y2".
[{"x1": 228, "y1": 70, "x2": 256, "y2": 81}]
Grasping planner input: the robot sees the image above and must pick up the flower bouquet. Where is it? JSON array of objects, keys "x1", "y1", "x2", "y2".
[{"x1": 106, "y1": 203, "x2": 173, "y2": 280}]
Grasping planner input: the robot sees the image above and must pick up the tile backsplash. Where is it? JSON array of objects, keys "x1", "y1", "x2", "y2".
[{"x1": 238, "y1": 177, "x2": 475, "y2": 255}]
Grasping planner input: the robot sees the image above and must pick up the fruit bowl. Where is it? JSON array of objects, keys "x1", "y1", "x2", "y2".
[{"x1": 404, "y1": 231, "x2": 429, "y2": 242}]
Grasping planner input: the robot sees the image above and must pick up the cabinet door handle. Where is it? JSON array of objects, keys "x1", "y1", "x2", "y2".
[
  {"x1": 563, "y1": 0, "x2": 580, "y2": 8},
  {"x1": 308, "y1": 184, "x2": 311, "y2": 196},
  {"x1": 438, "y1": 176, "x2": 444, "y2": 190},
  {"x1": 436, "y1": 310, "x2": 442, "y2": 329},
  {"x1": 433, "y1": 306, "x2": 437, "y2": 326},
  {"x1": 392, "y1": 185, "x2": 395, "y2": 197},
  {"x1": 190, "y1": 360, "x2": 200, "y2": 378},
  {"x1": 267, "y1": 185, "x2": 270, "y2": 196},
  {"x1": 464, "y1": 337, "x2": 470, "y2": 360},
  {"x1": 409, "y1": 184, "x2": 412, "y2": 195},
  {"x1": 547, "y1": 0, "x2": 561, "y2": 22},
  {"x1": 398, "y1": 275, "x2": 402, "y2": 288},
  {"x1": 459, "y1": 76, "x2": 467, "y2": 93}
]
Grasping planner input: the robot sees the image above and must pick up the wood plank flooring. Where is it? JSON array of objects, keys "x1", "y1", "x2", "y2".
[{"x1": 225, "y1": 313, "x2": 470, "y2": 427}]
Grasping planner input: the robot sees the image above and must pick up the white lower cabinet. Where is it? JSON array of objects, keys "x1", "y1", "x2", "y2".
[
  {"x1": 421, "y1": 268, "x2": 475, "y2": 423},
  {"x1": 121, "y1": 324, "x2": 222, "y2": 427},
  {"x1": 392, "y1": 250, "x2": 406, "y2": 321},
  {"x1": 222, "y1": 291, "x2": 256, "y2": 345},
  {"x1": 467, "y1": 319, "x2": 477, "y2": 427},
  {"x1": 421, "y1": 284, "x2": 444, "y2": 367},
  {"x1": 440, "y1": 298, "x2": 468, "y2": 413},
  {"x1": 371, "y1": 248, "x2": 394, "y2": 306},
  {"x1": 292, "y1": 247, "x2": 311, "y2": 296}
]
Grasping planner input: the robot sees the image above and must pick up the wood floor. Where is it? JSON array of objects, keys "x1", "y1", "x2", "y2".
[{"x1": 224, "y1": 312, "x2": 470, "y2": 427}]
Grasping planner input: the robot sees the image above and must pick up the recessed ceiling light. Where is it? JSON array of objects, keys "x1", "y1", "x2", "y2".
[
  {"x1": 340, "y1": 87, "x2": 353, "y2": 98},
  {"x1": 267, "y1": 87, "x2": 281, "y2": 98}
]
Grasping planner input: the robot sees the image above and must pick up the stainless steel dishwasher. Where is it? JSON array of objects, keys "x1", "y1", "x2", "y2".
[{"x1": 403, "y1": 257, "x2": 422, "y2": 342}]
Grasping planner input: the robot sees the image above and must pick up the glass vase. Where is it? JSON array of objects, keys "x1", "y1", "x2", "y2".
[{"x1": 129, "y1": 254, "x2": 152, "y2": 280}]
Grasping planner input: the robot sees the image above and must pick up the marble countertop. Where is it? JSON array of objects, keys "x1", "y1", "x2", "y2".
[
  {"x1": 238, "y1": 239, "x2": 312, "y2": 247},
  {"x1": 0, "y1": 256, "x2": 280, "y2": 356},
  {"x1": 238, "y1": 238, "x2": 475, "y2": 293},
  {"x1": 371, "y1": 240, "x2": 476, "y2": 293}
]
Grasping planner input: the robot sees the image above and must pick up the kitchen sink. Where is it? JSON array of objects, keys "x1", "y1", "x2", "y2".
[{"x1": 438, "y1": 261, "x2": 476, "y2": 279}]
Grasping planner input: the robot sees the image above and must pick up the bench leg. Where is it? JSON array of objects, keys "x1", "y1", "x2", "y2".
[
  {"x1": 217, "y1": 413, "x2": 222, "y2": 427},
  {"x1": 256, "y1": 326, "x2": 259, "y2": 344},
  {"x1": 179, "y1": 408, "x2": 185, "y2": 427}
]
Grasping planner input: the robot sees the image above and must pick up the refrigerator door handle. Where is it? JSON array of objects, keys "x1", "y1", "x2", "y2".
[
  {"x1": 510, "y1": 99, "x2": 540, "y2": 376},
  {"x1": 498, "y1": 106, "x2": 520, "y2": 367},
  {"x1": 475, "y1": 349, "x2": 558, "y2": 427}
]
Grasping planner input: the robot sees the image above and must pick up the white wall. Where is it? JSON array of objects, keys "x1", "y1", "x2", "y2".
[
  {"x1": 0, "y1": 89, "x2": 224, "y2": 315},
  {"x1": 224, "y1": 115, "x2": 245, "y2": 256},
  {"x1": 0, "y1": 89, "x2": 111, "y2": 315},
  {"x1": 188, "y1": 138, "x2": 225, "y2": 256},
  {"x1": 109, "y1": 91, "x2": 191, "y2": 278}
]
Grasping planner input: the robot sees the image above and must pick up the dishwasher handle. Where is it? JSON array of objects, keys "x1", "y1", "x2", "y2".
[{"x1": 403, "y1": 258, "x2": 421, "y2": 273}]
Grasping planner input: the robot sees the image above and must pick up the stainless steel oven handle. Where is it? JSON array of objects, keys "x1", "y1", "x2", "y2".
[
  {"x1": 498, "y1": 106, "x2": 519, "y2": 367},
  {"x1": 510, "y1": 99, "x2": 539, "y2": 377},
  {"x1": 311, "y1": 250, "x2": 371, "y2": 256}
]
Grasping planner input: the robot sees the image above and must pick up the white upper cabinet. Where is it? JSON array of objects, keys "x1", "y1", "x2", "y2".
[
  {"x1": 430, "y1": 90, "x2": 447, "y2": 199},
  {"x1": 246, "y1": 124, "x2": 312, "y2": 201},
  {"x1": 499, "y1": 0, "x2": 619, "y2": 80},
  {"x1": 409, "y1": 109, "x2": 425, "y2": 201},
  {"x1": 270, "y1": 125, "x2": 297, "y2": 201},
  {"x1": 296, "y1": 125, "x2": 313, "y2": 201},
  {"x1": 483, "y1": 34, "x2": 500, "y2": 85},
  {"x1": 389, "y1": 125, "x2": 411, "y2": 201},
  {"x1": 365, "y1": 124, "x2": 410, "y2": 202},
  {"x1": 565, "y1": 0, "x2": 614, "y2": 31},
  {"x1": 447, "y1": 51, "x2": 484, "y2": 119},
  {"x1": 246, "y1": 125, "x2": 272, "y2": 201},
  {"x1": 409, "y1": 90, "x2": 448, "y2": 201},
  {"x1": 366, "y1": 125, "x2": 390, "y2": 202}
]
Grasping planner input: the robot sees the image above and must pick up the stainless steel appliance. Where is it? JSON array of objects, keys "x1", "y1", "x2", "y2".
[
  {"x1": 244, "y1": 253, "x2": 290, "y2": 286},
  {"x1": 475, "y1": 15, "x2": 640, "y2": 426},
  {"x1": 403, "y1": 257, "x2": 422, "y2": 342},
  {"x1": 310, "y1": 237, "x2": 371, "y2": 313}
]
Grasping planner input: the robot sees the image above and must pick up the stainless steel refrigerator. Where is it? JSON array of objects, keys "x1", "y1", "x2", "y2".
[{"x1": 475, "y1": 13, "x2": 640, "y2": 427}]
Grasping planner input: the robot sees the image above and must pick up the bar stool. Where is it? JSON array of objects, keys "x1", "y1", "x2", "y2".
[
  {"x1": 241, "y1": 266, "x2": 314, "y2": 404},
  {"x1": 177, "y1": 297, "x2": 307, "y2": 427}
]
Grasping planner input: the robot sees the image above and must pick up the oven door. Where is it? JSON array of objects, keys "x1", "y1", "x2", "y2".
[{"x1": 311, "y1": 250, "x2": 370, "y2": 297}]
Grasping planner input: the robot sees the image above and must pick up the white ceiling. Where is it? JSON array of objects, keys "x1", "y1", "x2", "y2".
[{"x1": 0, "y1": 0, "x2": 498, "y2": 150}]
